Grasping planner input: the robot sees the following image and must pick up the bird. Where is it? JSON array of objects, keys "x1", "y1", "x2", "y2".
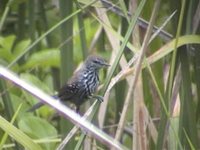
[{"x1": 27, "y1": 55, "x2": 110, "y2": 113}]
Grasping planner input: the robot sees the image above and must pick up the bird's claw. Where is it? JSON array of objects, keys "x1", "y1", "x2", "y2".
[{"x1": 89, "y1": 95, "x2": 104, "y2": 103}]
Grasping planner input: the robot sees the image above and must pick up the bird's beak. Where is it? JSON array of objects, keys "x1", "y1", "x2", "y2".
[{"x1": 103, "y1": 62, "x2": 110, "y2": 67}]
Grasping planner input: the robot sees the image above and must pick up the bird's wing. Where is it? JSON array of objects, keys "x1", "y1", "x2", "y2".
[{"x1": 58, "y1": 83, "x2": 79, "y2": 101}]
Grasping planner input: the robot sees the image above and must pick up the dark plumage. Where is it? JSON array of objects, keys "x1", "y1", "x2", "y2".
[{"x1": 28, "y1": 55, "x2": 109, "y2": 112}]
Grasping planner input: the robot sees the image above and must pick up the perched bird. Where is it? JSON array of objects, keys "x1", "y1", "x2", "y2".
[{"x1": 28, "y1": 55, "x2": 110, "y2": 113}]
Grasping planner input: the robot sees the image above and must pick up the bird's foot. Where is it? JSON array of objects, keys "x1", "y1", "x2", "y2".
[
  {"x1": 89, "y1": 95, "x2": 104, "y2": 103},
  {"x1": 76, "y1": 107, "x2": 80, "y2": 114}
]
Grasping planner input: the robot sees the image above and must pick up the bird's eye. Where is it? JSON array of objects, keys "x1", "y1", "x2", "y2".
[{"x1": 93, "y1": 60, "x2": 99, "y2": 64}]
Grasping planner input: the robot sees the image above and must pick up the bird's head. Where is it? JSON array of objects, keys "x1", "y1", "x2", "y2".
[{"x1": 85, "y1": 55, "x2": 110, "y2": 70}]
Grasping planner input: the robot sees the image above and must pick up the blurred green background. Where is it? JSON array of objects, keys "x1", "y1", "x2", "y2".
[{"x1": 0, "y1": 0, "x2": 199, "y2": 149}]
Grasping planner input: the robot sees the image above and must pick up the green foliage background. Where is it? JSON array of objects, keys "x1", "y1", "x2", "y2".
[{"x1": 0, "y1": 0, "x2": 199, "y2": 149}]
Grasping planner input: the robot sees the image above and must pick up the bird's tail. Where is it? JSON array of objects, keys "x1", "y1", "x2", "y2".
[
  {"x1": 27, "y1": 95, "x2": 59, "y2": 112},
  {"x1": 27, "y1": 102, "x2": 44, "y2": 112}
]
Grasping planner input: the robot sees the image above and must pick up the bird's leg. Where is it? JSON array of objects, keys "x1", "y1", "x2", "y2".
[
  {"x1": 89, "y1": 95, "x2": 104, "y2": 102},
  {"x1": 76, "y1": 107, "x2": 80, "y2": 114}
]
